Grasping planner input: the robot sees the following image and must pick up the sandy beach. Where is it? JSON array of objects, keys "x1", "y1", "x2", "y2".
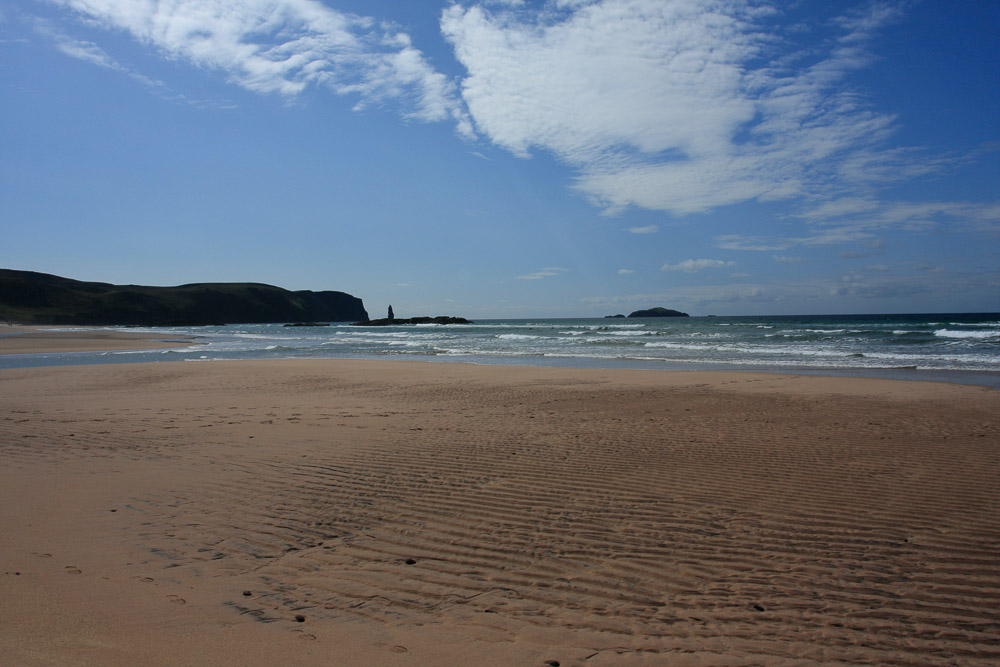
[{"x1": 2, "y1": 352, "x2": 999, "y2": 665}]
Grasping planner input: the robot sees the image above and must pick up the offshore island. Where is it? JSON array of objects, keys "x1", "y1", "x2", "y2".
[
  {"x1": 606, "y1": 307, "x2": 690, "y2": 318},
  {"x1": 353, "y1": 306, "x2": 472, "y2": 326}
]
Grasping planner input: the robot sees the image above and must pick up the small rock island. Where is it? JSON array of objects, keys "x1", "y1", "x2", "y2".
[
  {"x1": 352, "y1": 305, "x2": 471, "y2": 326},
  {"x1": 627, "y1": 307, "x2": 689, "y2": 318}
]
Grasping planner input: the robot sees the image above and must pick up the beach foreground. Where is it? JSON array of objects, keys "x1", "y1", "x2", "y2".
[{"x1": 2, "y1": 359, "x2": 999, "y2": 665}]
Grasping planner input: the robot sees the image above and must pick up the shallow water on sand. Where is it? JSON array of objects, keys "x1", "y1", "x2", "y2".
[{"x1": 3, "y1": 313, "x2": 999, "y2": 386}]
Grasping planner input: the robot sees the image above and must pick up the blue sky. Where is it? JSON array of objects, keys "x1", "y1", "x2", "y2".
[{"x1": 2, "y1": 0, "x2": 997, "y2": 317}]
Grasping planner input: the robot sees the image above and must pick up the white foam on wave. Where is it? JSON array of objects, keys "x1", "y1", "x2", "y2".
[
  {"x1": 335, "y1": 331, "x2": 438, "y2": 339},
  {"x1": 497, "y1": 333, "x2": 544, "y2": 341},
  {"x1": 934, "y1": 328, "x2": 1000, "y2": 340}
]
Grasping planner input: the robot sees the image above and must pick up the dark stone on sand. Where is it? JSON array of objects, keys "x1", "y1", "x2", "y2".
[
  {"x1": 627, "y1": 307, "x2": 689, "y2": 318},
  {"x1": 294, "y1": 614, "x2": 306, "y2": 623},
  {"x1": 544, "y1": 661, "x2": 561, "y2": 666},
  {"x1": 243, "y1": 590, "x2": 253, "y2": 597},
  {"x1": 753, "y1": 604, "x2": 766, "y2": 612},
  {"x1": 405, "y1": 558, "x2": 417, "y2": 565}
]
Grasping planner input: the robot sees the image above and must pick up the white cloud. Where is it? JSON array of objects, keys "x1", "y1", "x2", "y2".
[
  {"x1": 772, "y1": 255, "x2": 805, "y2": 263},
  {"x1": 618, "y1": 268, "x2": 634, "y2": 275},
  {"x1": 47, "y1": 0, "x2": 471, "y2": 133},
  {"x1": 661, "y1": 258, "x2": 734, "y2": 272},
  {"x1": 625, "y1": 225, "x2": 658, "y2": 234},
  {"x1": 517, "y1": 266, "x2": 569, "y2": 280},
  {"x1": 441, "y1": 0, "x2": 911, "y2": 216}
]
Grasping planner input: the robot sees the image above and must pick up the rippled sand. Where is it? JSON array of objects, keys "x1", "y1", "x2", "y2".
[{"x1": 2, "y1": 359, "x2": 999, "y2": 665}]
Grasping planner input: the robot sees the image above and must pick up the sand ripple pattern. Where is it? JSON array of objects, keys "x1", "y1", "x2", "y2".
[{"x1": 3, "y1": 362, "x2": 999, "y2": 664}]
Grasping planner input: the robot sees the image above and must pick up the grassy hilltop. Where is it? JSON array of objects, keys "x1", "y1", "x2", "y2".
[{"x1": 0, "y1": 269, "x2": 368, "y2": 326}]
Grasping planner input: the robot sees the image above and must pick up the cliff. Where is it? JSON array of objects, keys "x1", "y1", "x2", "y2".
[
  {"x1": 0, "y1": 269, "x2": 368, "y2": 326},
  {"x1": 628, "y1": 307, "x2": 689, "y2": 318}
]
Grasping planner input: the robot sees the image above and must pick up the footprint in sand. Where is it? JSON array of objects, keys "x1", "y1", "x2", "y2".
[
  {"x1": 167, "y1": 595, "x2": 186, "y2": 604},
  {"x1": 32, "y1": 552, "x2": 52, "y2": 558},
  {"x1": 298, "y1": 633, "x2": 317, "y2": 641},
  {"x1": 65, "y1": 566, "x2": 82, "y2": 574}
]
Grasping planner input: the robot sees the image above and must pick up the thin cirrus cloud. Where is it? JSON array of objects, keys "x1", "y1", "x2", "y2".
[
  {"x1": 31, "y1": 18, "x2": 231, "y2": 109},
  {"x1": 625, "y1": 225, "x2": 659, "y2": 235},
  {"x1": 517, "y1": 267, "x2": 570, "y2": 280},
  {"x1": 715, "y1": 199, "x2": 1000, "y2": 251},
  {"x1": 45, "y1": 0, "x2": 472, "y2": 133},
  {"x1": 661, "y1": 259, "x2": 735, "y2": 272}
]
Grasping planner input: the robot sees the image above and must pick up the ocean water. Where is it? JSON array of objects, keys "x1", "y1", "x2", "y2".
[{"x1": 3, "y1": 313, "x2": 999, "y2": 387}]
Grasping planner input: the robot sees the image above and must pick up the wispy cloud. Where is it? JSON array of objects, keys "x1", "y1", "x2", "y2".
[
  {"x1": 517, "y1": 266, "x2": 569, "y2": 280},
  {"x1": 662, "y1": 258, "x2": 734, "y2": 272},
  {"x1": 625, "y1": 225, "x2": 658, "y2": 234},
  {"x1": 618, "y1": 268, "x2": 634, "y2": 275},
  {"x1": 717, "y1": 199, "x2": 1000, "y2": 251},
  {"x1": 32, "y1": 18, "x2": 231, "y2": 109},
  {"x1": 46, "y1": 0, "x2": 471, "y2": 133}
]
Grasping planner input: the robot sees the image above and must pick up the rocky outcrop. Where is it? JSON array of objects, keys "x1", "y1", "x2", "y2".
[
  {"x1": 353, "y1": 316, "x2": 472, "y2": 326},
  {"x1": 627, "y1": 307, "x2": 689, "y2": 318},
  {"x1": 0, "y1": 268, "x2": 368, "y2": 325}
]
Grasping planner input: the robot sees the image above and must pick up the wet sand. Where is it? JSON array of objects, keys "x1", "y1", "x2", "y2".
[
  {"x1": 0, "y1": 325, "x2": 197, "y2": 355},
  {"x1": 2, "y1": 358, "x2": 999, "y2": 665}
]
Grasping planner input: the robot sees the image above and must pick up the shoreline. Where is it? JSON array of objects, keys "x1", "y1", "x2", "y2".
[
  {"x1": 0, "y1": 325, "x2": 199, "y2": 355},
  {"x1": 0, "y1": 324, "x2": 997, "y2": 389},
  {"x1": 3, "y1": 359, "x2": 999, "y2": 664}
]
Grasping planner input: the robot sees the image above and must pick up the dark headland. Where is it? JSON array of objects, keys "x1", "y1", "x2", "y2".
[{"x1": 0, "y1": 269, "x2": 368, "y2": 326}]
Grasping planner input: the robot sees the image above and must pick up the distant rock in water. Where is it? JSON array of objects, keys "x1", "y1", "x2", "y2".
[
  {"x1": 0, "y1": 268, "x2": 368, "y2": 326},
  {"x1": 628, "y1": 307, "x2": 689, "y2": 318},
  {"x1": 354, "y1": 316, "x2": 472, "y2": 326},
  {"x1": 283, "y1": 322, "x2": 330, "y2": 327},
  {"x1": 605, "y1": 314, "x2": 626, "y2": 318}
]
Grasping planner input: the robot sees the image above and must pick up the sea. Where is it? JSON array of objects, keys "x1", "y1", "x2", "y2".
[{"x1": 3, "y1": 313, "x2": 1000, "y2": 388}]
